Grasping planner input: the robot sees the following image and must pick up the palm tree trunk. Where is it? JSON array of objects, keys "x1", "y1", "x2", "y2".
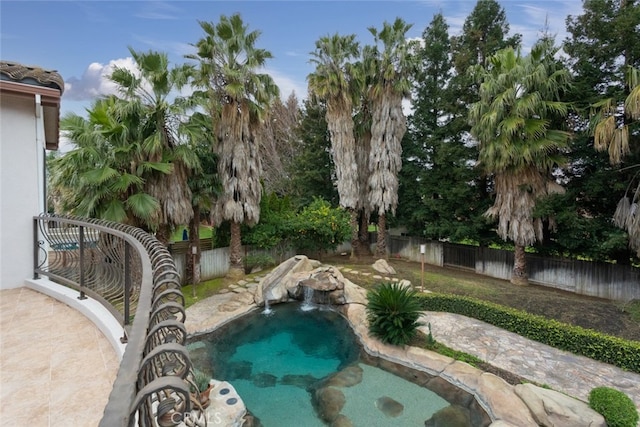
[
  {"x1": 228, "y1": 220, "x2": 244, "y2": 279},
  {"x1": 512, "y1": 244, "x2": 529, "y2": 286},
  {"x1": 349, "y1": 208, "x2": 359, "y2": 260},
  {"x1": 188, "y1": 205, "x2": 201, "y2": 287},
  {"x1": 358, "y1": 208, "x2": 371, "y2": 256},
  {"x1": 375, "y1": 213, "x2": 388, "y2": 259},
  {"x1": 156, "y1": 224, "x2": 170, "y2": 247}
]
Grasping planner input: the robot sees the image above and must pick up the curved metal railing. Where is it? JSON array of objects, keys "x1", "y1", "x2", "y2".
[{"x1": 33, "y1": 214, "x2": 206, "y2": 426}]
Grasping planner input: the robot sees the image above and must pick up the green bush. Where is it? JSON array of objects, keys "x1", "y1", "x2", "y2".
[
  {"x1": 244, "y1": 253, "x2": 275, "y2": 273},
  {"x1": 419, "y1": 293, "x2": 640, "y2": 373},
  {"x1": 367, "y1": 283, "x2": 423, "y2": 346},
  {"x1": 589, "y1": 387, "x2": 638, "y2": 427}
]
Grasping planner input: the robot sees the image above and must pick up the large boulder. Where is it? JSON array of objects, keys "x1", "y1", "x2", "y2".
[
  {"x1": 375, "y1": 396, "x2": 404, "y2": 417},
  {"x1": 313, "y1": 386, "x2": 346, "y2": 423},
  {"x1": 254, "y1": 256, "x2": 358, "y2": 307},
  {"x1": 372, "y1": 259, "x2": 397, "y2": 275},
  {"x1": 424, "y1": 405, "x2": 471, "y2": 427},
  {"x1": 514, "y1": 383, "x2": 606, "y2": 427},
  {"x1": 253, "y1": 255, "x2": 317, "y2": 306}
]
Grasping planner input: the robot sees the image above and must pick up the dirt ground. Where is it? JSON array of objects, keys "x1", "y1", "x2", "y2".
[{"x1": 322, "y1": 254, "x2": 640, "y2": 343}]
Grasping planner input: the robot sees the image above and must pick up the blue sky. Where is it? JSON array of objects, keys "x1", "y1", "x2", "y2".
[{"x1": 1, "y1": 0, "x2": 583, "y2": 116}]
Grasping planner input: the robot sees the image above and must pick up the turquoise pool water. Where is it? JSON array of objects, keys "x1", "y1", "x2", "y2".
[{"x1": 188, "y1": 303, "x2": 477, "y2": 426}]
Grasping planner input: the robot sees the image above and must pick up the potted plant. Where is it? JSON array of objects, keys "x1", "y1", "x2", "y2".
[{"x1": 190, "y1": 369, "x2": 212, "y2": 409}]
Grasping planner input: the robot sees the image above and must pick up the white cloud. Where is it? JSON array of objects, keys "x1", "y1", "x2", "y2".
[
  {"x1": 265, "y1": 67, "x2": 307, "y2": 101},
  {"x1": 63, "y1": 57, "x2": 138, "y2": 101}
]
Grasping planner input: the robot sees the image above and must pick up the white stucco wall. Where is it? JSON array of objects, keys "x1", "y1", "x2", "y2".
[{"x1": 0, "y1": 92, "x2": 41, "y2": 289}]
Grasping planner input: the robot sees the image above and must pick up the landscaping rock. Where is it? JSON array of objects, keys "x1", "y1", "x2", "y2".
[
  {"x1": 375, "y1": 396, "x2": 404, "y2": 417},
  {"x1": 424, "y1": 404, "x2": 470, "y2": 427},
  {"x1": 514, "y1": 383, "x2": 606, "y2": 427},
  {"x1": 331, "y1": 414, "x2": 353, "y2": 427},
  {"x1": 280, "y1": 374, "x2": 318, "y2": 389},
  {"x1": 313, "y1": 386, "x2": 346, "y2": 423},
  {"x1": 477, "y1": 373, "x2": 537, "y2": 426},
  {"x1": 372, "y1": 259, "x2": 397, "y2": 275},
  {"x1": 323, "y1": 364, "x2": 363, "y2": 388},
  {"x1": 252, "y1": 372, "x2": 277, "y2": 388}
]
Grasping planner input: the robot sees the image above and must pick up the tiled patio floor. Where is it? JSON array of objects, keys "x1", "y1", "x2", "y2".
[{"x1": 0, "y1": 287, "x2": 119, "y2": 426}]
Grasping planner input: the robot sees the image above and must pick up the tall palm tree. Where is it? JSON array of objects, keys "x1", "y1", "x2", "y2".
[
  {"x1": 367, "y1": 18, "x2": 417, "y2": 258},
  {"x1": 189, "y1": 14, "x2": 279, "y2": 278},
  {"x1": 181, "y1": 112, "x2": 219, "y2": 287},
  {"x1": 308, "y1": 33, "x2": 361, "y2": 257},
  {"x1": 350, "y1": 51, "x2": 376, "y2": 256},
  {"x1": 592, "y1": 65, "x2": 640, "y2": 255},
  {"x1": 469, "y1": 39, "x2": 572, "y2": 285},
  {"x1": 110, "y1": 48, "x2": 197, "y2": 244}
]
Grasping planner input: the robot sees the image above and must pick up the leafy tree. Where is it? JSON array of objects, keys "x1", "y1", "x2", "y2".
[
  {"x1": 290, "y1": 198, "x2": 351, "y2": 258},
  {"x1": 308, "y1": 33, "x2": 362, "y2": 257},
  {"x1": 290, "y1": 96, "x2": 337, "y2": 207},
  {"x1": 366, "y1": 18, "x2": 417, "y2": 258},
  {"x1": 400, "y1": 13, "x2": 489, "y2": 242},
  {"x1": 243, "y1": 192, "x2": 296, "y2": 261},
  {"x1": 257, "y1": 93, "x2": 302, "y2": 196},
  {"x1": 469, "y1": 39, "x2": 572, "y2": 285},
  {"x1": 563, "y1": 0, "x2": 640, "y2": 259},
  {"x1": 189, "y1": 14, "x2": 280, "y2": 278},
  {"x1": 446, "y1": 0, "x2": 522, "y2": 246}
]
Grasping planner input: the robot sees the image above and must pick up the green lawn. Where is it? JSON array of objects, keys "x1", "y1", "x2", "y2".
[{"x1": 170, "y1": 224, "x2": 214, "y2": 243}]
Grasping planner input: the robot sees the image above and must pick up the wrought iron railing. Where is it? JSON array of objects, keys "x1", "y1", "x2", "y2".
[{"x1": 33, "y1": 214, "x2": 206, "y2": 426}]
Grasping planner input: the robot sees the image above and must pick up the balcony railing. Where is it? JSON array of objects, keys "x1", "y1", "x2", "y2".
[{"x1": 33, "y1": 214, "x2": 205, "y2": 426}]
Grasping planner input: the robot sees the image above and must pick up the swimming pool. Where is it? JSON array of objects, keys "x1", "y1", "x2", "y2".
[{"x1": 187, "y1": 302, "x2": 487, "y2": 426}]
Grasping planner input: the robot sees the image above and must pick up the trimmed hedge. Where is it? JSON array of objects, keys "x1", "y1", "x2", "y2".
[
  {"x1": 419, "y1": 293, "x2": 640, "y2": 373},
  {"x1": 589, "y1": 387, "x2": 639, "y2": 427}
]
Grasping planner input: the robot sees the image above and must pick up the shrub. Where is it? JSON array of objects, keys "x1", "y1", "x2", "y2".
[
  {"x1": 244, "y1": 253, "x2": 275, "y2": 273},
  {"x1": 367, "y1": 282, "x2": 423, "y2": 346},
  {"x1": 419, "y1": 293, "x2": 640, "y2": 373},
  {"x1": 589, "y1": 387, "x2": 638, "y2": 427}
]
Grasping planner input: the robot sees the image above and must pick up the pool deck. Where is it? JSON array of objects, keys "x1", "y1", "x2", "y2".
[{"x1": 0, "y1": 287, "x2": 119, "y2": 427}]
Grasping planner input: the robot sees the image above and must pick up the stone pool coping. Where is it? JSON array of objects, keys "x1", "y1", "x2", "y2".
[{"x1": 185, "y1": 284, "x2": 536, "y2": 426}]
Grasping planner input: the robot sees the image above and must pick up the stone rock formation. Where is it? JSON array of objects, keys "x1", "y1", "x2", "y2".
[
  {"x1": 253, "y1": 255, "x2": 367, "y2": 307},
  {"x1": 514, "y1": 383, "x2": 606, "y2": 427},
  {"x1": 313, "y1": 386, "x2": 346, "y2": 423},
  {"x1": 375, "y1": 396, "x2": 404, "y2": 417},
  {"x1": 372, "y1": 259, "x2": 397, "y2": 275}
]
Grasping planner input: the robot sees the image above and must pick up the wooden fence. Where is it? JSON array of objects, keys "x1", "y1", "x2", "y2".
[
  {"x1": 168, "y1": 234, "x2": 640, "y2": 302},
  {"x1": 383, "y1": 235, "x2": 640, "y2": 302}
]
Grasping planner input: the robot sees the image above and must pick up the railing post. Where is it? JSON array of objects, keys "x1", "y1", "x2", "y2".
[
  {"x1": 78, "y1": 226, "x2": 87, "y2": 300},
  {"x1": 122, "y1": 243, "x2": 131, "y2": 343},
  {"x1": 33, "y1": 218, "x2": 39, "y2": 279}
]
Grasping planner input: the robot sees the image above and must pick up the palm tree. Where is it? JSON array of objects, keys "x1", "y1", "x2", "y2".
[
  {"x1": 189, "y1": 14, "x2": 279, "y2": 278},
  {"x1": 109, "y1": 48, "x2": 197, "y2": 244},
  {"x1": 51, "y1": 96, "x2": 164, "y2": 229},
  {"x1": 592, "y1": 65, "x2": 640, "y2": 255},
  {"x1": 181, "y1": 112, "x2": 219, "y2": 288},
  {"x1": 308, "y1": 33, "x2": 361, "y2": 257},
  {"x1": 469, "y1": 39, "x2": 572, "y2": 285},
  {"x1": 366, "y1": 18, "x2": 417, "y2": 258}
]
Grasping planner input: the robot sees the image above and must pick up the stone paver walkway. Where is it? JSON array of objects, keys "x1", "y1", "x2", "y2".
[
  {"x1": 0, "y1": 287, "x2": 119, "y2": 426},
  {"x1": 419, "y1": 312, "x2": 640, "y2": 412}
]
